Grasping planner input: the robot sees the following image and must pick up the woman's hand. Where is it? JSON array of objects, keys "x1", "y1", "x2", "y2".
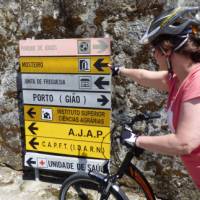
[{"x1": 108, "y1": 64, "x2": 123, "y2": 76}]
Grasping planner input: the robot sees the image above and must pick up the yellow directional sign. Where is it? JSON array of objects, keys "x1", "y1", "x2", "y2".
[
  {"x1": 20, "y1": 56, "x2": 111, "y2": 74},
  {"x1": 25, "y1": 121, "x2": 110, "y2": 143},
  {"x1": 26, "y1": 136, "x2": 110, "y2": 159},
  {"x1": 24, "y1": 105, "x2": 111, "y2": 127}
]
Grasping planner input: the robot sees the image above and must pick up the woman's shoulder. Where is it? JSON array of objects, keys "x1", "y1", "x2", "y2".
[
  {"x1": 182, "y1": 64, "x2": 200, "y2": 101},
  {"x1": 190, "y1": 63, "x2": 200, "y2": 77}
]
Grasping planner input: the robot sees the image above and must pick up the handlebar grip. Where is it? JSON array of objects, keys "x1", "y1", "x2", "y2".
[{"x1": 148, "y1": 112, "x2": 161, "y2": 119}]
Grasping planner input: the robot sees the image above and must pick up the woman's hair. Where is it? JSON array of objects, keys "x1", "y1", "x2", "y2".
[
  {"x1": 177, "y1": 35, "x2": 200, "y2": 63},
  {"x1": 152, "y1": 34, "x2": 200, "y2": 63}
]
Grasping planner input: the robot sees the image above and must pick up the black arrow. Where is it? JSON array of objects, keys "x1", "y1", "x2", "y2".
[
  {"x1": 27, "y1": 158, "x2": 36, "y2": 167},
  {"x1": 94, "y1": 77, "x2": 109, "y2": 89},
  {"x1": 97, "y1": 95, "x2": 109, "y2": 106},
  {"x1": 94, "y1": 58, "x2": 108, "y2": 71},
  {"x1": 29, "y1": 138, "x2": 39, "y2": 149},
  {"x1": 28, "y1": 122, "x2": 38, "y2": 135},
  {"x1": 27, "y1": 108, "x2": 36, "y2": 118}
]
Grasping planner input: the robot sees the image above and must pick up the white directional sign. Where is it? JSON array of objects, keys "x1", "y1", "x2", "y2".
[
  {"x1": 25, "y1": 152, "x2": 106, "y2": 172},
  {"x1": 21, "y1": 74, "x2": 111, "y2": 91},
  {"x1": 19, "y1": 38, "x2": 111, "y2": 56},
  {"x1": 23, "y1": 90, "x2": 110, "y2": 109}
]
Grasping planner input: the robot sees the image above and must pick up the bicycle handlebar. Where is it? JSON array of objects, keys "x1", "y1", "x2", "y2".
[
  {"x1": 119, "y1": 112, "x2": 160, "y2": 156},
  {"x1": 112, "y1": 112, "x2": 161, "y2": 158},
  {"x1": 125, "y1": 112, "x2": 161, "y2": 126}
]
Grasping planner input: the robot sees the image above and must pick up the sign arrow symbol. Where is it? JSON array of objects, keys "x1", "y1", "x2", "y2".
[
  {"x1": 29, "y1": 138, "x2": 39, "y2": 149},
  {"x1": 94, "y1": 58, "x2": 108, "y2": 71},
  {"x1": 28, "y1": 122, "x2": 38, "y2": 135},
  {"x1": 27, "y1": 157, "x2": 36, "y2": 167},
  {"x1": 27, "y1": 107, "x2": 36, "y2": 118},
  {"x1": 97, "y1": 95, "x2": 109, "y2": 106},
  {"x1": 93, "y1": 39, "x2": 109, "y2": 53},
  {"x1": 95, "y1": 77, "x2": 109, "y2": 89}
]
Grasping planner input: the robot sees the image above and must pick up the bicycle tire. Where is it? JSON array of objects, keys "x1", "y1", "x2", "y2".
[{"x1": 59, "y1": 172, "x2": 129, "y2": 200}]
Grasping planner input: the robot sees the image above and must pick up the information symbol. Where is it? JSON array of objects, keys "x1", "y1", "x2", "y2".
[
  {"x1": 37, "y1": 158, "x2": 47, "y2": 168},
  {"x1": 79, "y1": 58, "x2": 90, "y2": 72},
  {"x1": 78, "y1": 40, "x2": 90, "y2": 54},
  {"x1": 79, "y1": 76, "x2": 92, "y2": 89},
  {"x1": 41, "y1": 108, "x2": 53, "y2": 120}
]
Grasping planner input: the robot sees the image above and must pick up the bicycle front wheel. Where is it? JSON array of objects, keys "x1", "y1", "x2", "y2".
[{"x1": 59, "y1": 172, "x2": 128, "y2": 200}]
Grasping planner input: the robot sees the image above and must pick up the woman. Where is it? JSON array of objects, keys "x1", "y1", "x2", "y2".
[{"x1": 112, "y1": 7, "x2": 200, "y2": 189}]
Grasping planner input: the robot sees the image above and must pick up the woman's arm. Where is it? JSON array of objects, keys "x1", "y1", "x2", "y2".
[
  {"x1": 136, "y1": 98, "x2": 200, "y2": 156},
  {"x1": 175, "y1": 98, "x2": 200, "y2": 153},
  {"x1": 136, "y1": 134, "x2": 188, "y2": 156},
  {"x1": 119, "y1": 68, "x2": 169, "y2": 92}
]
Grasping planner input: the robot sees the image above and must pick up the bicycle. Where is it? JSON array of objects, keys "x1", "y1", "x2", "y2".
[{"x1": 59, "y1": 112, "x2": 161, "y2": 200}]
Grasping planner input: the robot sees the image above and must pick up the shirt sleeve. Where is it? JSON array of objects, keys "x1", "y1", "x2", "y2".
[{"x1": 182, "y1": 73, "x2": 200, "y2": 102}]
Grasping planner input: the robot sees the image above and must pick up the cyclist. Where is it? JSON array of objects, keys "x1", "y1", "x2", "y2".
[{"x1": 111, "y1": 7, "x2": 200, "y2": 189}]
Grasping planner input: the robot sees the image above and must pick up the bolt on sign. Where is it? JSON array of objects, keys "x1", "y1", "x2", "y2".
[{"x1": 19, "y1": 38, "x2": 111, "y2": 174}]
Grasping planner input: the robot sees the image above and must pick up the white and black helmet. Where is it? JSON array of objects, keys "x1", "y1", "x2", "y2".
[{"x1": 140, "y1": 7, "x2": 200, "y2": 46}]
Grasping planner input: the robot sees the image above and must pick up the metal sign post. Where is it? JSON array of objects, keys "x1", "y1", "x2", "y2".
[{"x1": 19, "y1": 38, "x2": 111, "y2": 180}]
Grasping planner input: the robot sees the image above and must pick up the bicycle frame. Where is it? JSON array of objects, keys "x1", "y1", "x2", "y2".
[
  {"x1": 89, "y1": 147, "x2": 156, "y2": 200},
  {"x1": 115, "y1": 147, "x2": 155, "y2": 200},
  {"x1": 127, "y1": 163, "x2": 155, "y2": 200},
  {"x1": 88, "y1": 112, "x2": 160, "y2": 200}
]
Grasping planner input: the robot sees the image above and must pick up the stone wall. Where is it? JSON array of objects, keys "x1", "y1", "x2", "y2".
[{"x1": 0, "y1": 0, "x2": 200, "y2": 199}]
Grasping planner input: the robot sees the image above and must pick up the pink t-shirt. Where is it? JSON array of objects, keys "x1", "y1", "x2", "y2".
[{"x1": 167, "y1": 64, "x2": 200, "y2": 189}]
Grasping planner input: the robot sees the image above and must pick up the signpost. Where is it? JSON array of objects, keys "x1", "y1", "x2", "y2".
[
  {"x1": 21, "y1": 74, "x2": 111, "y2": 91},
  {"x1": 19, "y1": 38, "x2": 110, "y2": 56},
  {"x1": 19, "y1": 56, "x2": 111, "y2": 74},
  {"x1": 19, "y1": 38, "x2": 111, "y2": 175},
  {"x1": 25, "y1": 152, "x2": 107, "y2": 172},
  {"x1": 24, "y1": 105, "x2": 111, "y2": 126},
  {"x1": 22, "y1": 90, "x2": 111, "y2": 108}
]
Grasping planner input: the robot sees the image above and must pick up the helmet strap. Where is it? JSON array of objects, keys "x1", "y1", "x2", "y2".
[
  {"x1": 166, "y1": 57, "x2": 173, "y2": 79},
  {"x1": 174, "y1": 34, "x2": 189, "y2": 51},
  {"x1": 159, "y1": 46, "x2": 174, "y2": 78}
]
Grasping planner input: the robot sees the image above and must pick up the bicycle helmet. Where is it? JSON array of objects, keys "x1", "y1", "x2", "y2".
[{"x1": 140, "y1": 7, "x2": 200, "y2": 47}]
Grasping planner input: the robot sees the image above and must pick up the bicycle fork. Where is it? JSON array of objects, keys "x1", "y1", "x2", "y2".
[
  {"x1": 88, "y1": 171, "x2": 120, "y2": 200},
  {"x1": 100, "y1": 180, "x2": 113, "y2": 200}
]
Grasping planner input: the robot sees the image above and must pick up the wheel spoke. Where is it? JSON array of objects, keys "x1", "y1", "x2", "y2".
[{"x1": 65, "y1": 182, "x2": 102, "y2": 200}]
